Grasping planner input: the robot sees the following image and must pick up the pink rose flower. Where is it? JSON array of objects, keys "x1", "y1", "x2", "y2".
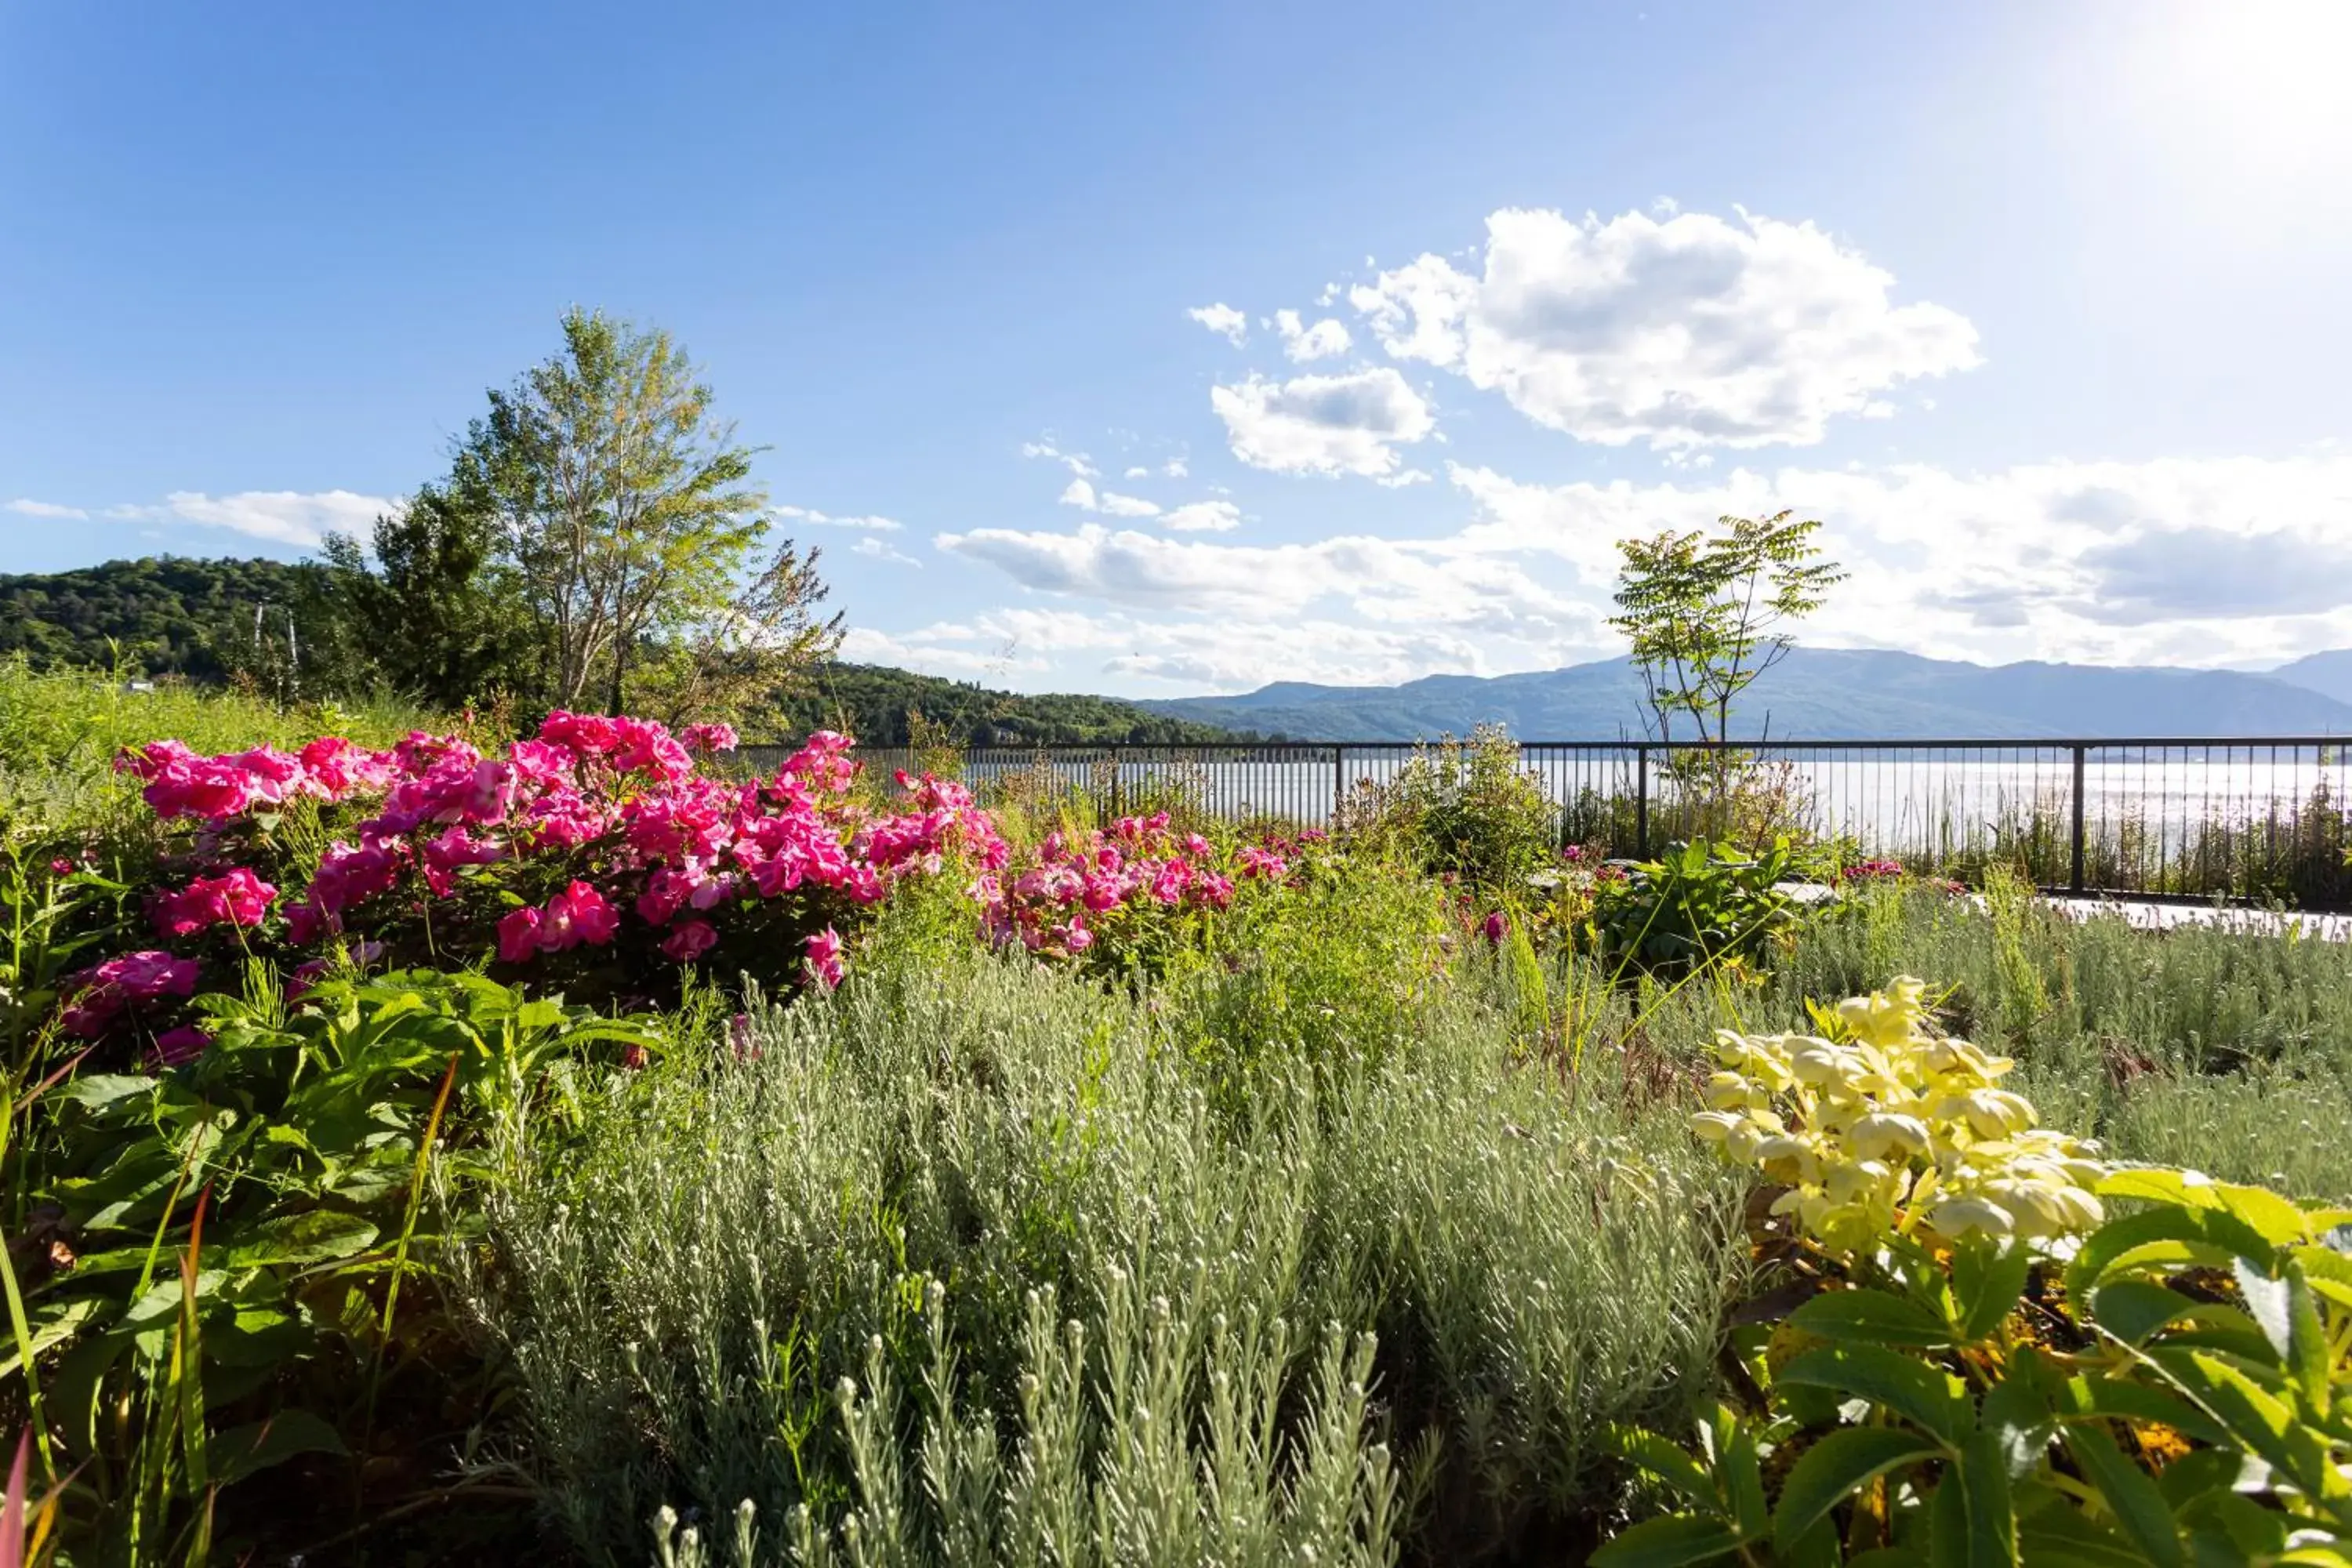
[
  {"x1": 660, "y1": 919, "x2": 718, "y2": 963},
  {"x1": 804, "y1": 926, "x2": 845, "y2": 990}
]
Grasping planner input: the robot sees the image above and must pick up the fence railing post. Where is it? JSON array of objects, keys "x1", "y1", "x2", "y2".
[
  {"x1": 2069, "y1": 744, "x2": 2087, "y2": 894},
  {"x1": 1331, "y1": 744, "x2": 1346, "y2": 828},
  {"x1": 1108, "y1": 742, "x2": 1122, "y2": 819},
  {"x1": 1635, "y1": 745, "x2": 1651, "y2": 860}
]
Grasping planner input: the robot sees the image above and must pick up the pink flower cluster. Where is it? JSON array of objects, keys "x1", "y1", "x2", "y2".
[
  {"x1": 61, "y1": 950, "x2": 201, "y2": 1039},
  {"x1": 80, "y1": 717, "x2": 1011, "y2": 1054},
  {"x1": 116, "y1": 736, "x2": 400, "y2": 822},
  {"x1": 1839, "y1": 858, "x2": 1906, "y2": 881},
  {"x1": 967, "y1": 811, "x2": 1295, "y2": 957},
  {"x1": 150, "y1": 867, "x2": 277, "y2": 938}
]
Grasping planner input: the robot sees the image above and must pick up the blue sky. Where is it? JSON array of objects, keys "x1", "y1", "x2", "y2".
[{"x1": 5, "y1": 1, "x2": 2350, "y2": 693}]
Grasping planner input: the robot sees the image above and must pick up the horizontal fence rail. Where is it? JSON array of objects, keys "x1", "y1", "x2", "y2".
[{"x1": 735, "y1": 737, "x2": 2352, "y2": 910}]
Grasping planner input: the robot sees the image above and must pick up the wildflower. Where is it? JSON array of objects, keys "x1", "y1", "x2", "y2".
[
  {"x1": 681, "y1": 722, "x2": 739, "y2": 753},
  {"x1": 804, "y1": 926, "x2": 845, "y2": 989},
  {"x1": 1481, "y1": 909, "x2": 1508, "y2": 945}
]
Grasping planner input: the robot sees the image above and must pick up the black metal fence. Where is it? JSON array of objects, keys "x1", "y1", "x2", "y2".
[{"x1": 738, "y1": 737, "x2": 2352, "y2": 909}]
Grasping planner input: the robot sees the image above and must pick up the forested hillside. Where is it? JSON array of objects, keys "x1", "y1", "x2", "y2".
[
  {"x1": 778, "y1": 660, "x2": 1243, "y2": 744},
  {"x1": 0, "y1": 556, "x2": 318, "y2": 681}
]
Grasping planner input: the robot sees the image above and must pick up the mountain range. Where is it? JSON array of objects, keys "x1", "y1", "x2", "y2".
[{"x1": 1139, "y1": 647, "x2": 2352, "y2": 742}]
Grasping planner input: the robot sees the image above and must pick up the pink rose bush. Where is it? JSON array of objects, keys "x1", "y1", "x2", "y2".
[
  {"x1": 968, "y1": 811, "x2": 1312, "y2": 963},
  {"x1": 67, "y1": 716, "x2": 1014, "y2": 1059}
]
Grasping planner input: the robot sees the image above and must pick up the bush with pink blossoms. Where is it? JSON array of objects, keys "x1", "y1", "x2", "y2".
[
  {"x1": 60, "y1": 716, "x2": 1009, "y2": 1056},
  {"x1": 967, "y1": 811, "x2": 1316, "y2": 974}
]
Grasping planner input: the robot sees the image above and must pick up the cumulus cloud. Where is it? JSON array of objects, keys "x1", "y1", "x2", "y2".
[
  {"x1": 850, "y1": 536, "x2": 923, "y2": 568},
  {"x1": 1186, "y1": 303, "x2": 1249, "y2": 346},
  {"x1": 1272, "y1": 308, "x2": 1352, "y2": 362},
  {"x1": 936, "y1": 521, "x2": 1590, "y2": 637},
  {"x1": 1349, "y1": 206, "x2": 1980, "y2": 448},
  {"x1": 1059, "y1": 478, "x2": 1163, "y2": 518},
  {"x1": 1210, "y1": 368, "x2": 1437, "y2": 478},
  {"x1": 854, "y1": 607, "x2": 1552, "y2": 693},
  {"x1": 1441, "y1": 449, "x2": 2352, "y2": 666},
  {"x1": 773, "y1": 503, "x2": 904, "y2": 532},
  {"x1": 104, "y1": 490, "x2": 396, "y2": 546},
  {"x1": 5, "y1": 498, "x2": 87, "y2": 519},
  {"x1": 1159, "y1": 501, "x2": 1241, "y2": 532}
]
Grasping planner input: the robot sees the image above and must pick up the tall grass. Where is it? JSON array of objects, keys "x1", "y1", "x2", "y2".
[
  {"x1": 461, "y1": 944, "x2": 1744, "y2": 1565},
  {"x1": 0, "y1": 656, "x2": 439, "y2": 840}
]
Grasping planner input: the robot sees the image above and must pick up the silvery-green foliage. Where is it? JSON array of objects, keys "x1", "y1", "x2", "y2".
[{"x1": 470, "y1": 948, "x2": 1739, "y2": 1563}]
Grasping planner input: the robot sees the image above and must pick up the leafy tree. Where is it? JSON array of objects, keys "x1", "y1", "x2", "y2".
[
  {"x1": 1608, "y1": 511, "x2": 1844, "y2": 747},
  {"x1": 314, "y1": 481, "x2": 538, "y2": 709},
  {"x1": 458, "y1": 307, "x2": 839, "y2": 715}
]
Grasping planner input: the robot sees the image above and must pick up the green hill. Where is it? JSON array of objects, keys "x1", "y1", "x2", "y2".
[
  {"x1": 777, "y1": 662, "x2": 1244, "y2": 745},
  {"x1": 0, "y1": 555, "x2": 319, "y2": 681}
]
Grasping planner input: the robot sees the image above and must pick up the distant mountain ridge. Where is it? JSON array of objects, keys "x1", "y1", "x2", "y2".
[{"x1": 1138, "y1": 648, "x2": 2352, "y2": 741}]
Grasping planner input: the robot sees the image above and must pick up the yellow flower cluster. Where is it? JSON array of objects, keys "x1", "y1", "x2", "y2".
[{"x1": 1691, "y1": 977, "x2": 2106, "y2": 1254}]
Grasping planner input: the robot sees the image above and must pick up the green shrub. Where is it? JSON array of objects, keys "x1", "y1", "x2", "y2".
[
  {"x1": 1592, "y1": 837, "x2": 1813, "y2": 978},
  {"x1": 8, "y1": 967, "x2": 661, "y2": 1559},
  {"x1": 1601, "y1": 1169, "x2": 2352, "y2": 1567},
  {"x1": 464, "y1": 947, "x2": 1743, "y2": 1564},
  {"x1": 1340, "y1": 725, "x2": 1559, "y2": 889}
]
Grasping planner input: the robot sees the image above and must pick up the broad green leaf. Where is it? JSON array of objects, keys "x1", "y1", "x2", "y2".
[
  {"x1": 1772, "y1": 1427, "x2": 1941, "y2": 1553},
  {"x1": 2016, "y1": 1508, "x2": 2152, "y2": 1568},
  {"x1": 56, "y1": 1074, "x2": 158, "y2": 1112},
  {"x1": 1590, "y1": 1514, "x2": 1744, "y2": 1568},
  {"x1": 2215, "y1": 1184, "x2": 2316, "y2": 1248},
  {"x1": 1954, "y1": 1238, "x2": 2034, "y2": 1342},
  {"x1": 2075, "y1": 1377, "x2": 2228, "y2": 1449},
  {"x1": 208, "y1": 1408, "x2": 348, "y2": 1488},
  {"x1": 1957, "y1": 1429, "x2": 2019, "y2": 1568},
  {"x1": 1981, "y1": 1356, "x2": 2059, "y2": 1479},
  {"x1": 2177, "y1": 1350, "x2": 2339, "y2": 1503},
  {"x1": 218, "y1": 1210, "x2": 381, "y2": 1272},
  {"x1": 2232, "y1": 1258, "x2": 2330, "y2": 1414},
  {"x1": 1603, "y1": 1425, "x2": 1717, "y2": 1505},
  {"x1": 1788, "y1": 1288, "x2": 1955, "y2": 1348},
  {"x1": 2060, "y1": 1423, "x2": 2184, "y2": 1568},
  {"x1": 1780, "y1": 1345, "x2": 1970, "y2": 1445},
  {"x1": 2099, "y1": 1169, "x2": 2223, "y2": 1210},
  {"x1": 2092, "y1": 1280, "x2": 2199, "y2": 1345}
]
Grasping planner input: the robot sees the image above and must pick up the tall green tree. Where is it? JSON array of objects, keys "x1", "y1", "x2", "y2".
[
  {"x1": 314, "y1": 307, "x2": 840, "y2": 720},
  {"x1": 314, "y1": 481, "x2": 537, "y2": 709},
  {"x1": 463, "y1": 307, "x2": 838, "y2": 715},
  {"x1": 1609, "y1": 510, "x2": 1845, "y2": 746}
]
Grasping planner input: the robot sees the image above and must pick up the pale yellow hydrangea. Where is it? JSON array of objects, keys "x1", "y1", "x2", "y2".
[{"x1": 1690, "y1": 977, "x2": 2106, "y2": 1253}]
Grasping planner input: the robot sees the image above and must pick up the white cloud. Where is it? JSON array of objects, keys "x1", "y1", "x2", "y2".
[
  {"x1": 1059, "y1": 478, "x2": 1163, "y2": 517},
  {"x1": 5, "y1": 498, "x2": 87, "y2": 519},
  {"x1": 1210, "y1": 367, "x2": 1437, "y2": 478},
  {"x1": 1350, "y1": 205, "x2": 1980, "y2": 449},
  {"x1": 1124, "y1": 466, "x2": 1151, "y2": 479},
  {"x1": 1022, "y1": 440, "x2": 1098, "y2": 479},
  {"x1": 1186, "y1": 302, "x2": 1249, "y2": 346},
  {"x1": 855, "y1": 606, "x2": 1544, "y2": 693},
  {"x1": 850, "y1": 536, "x2": 922, "y2": 568},
  {"x1": 1097, "y1": 491, "x2": 1161, "y2": 518},
  {"x1": 1163, "y1": 458, "x2": 1189, "y2": 479},
  {"x1": 773, "y1": 503, "x2": 904, "y2": 532},
  {"x1": 1441, "y1": 449, "x2": 2352, "y2": 666},
  {"x1": 1160, "y1": 501, "x2": 1241, "y2": 532},
  {"x1": 106, "y1": 490, "x2": 397, "y2": 546},
  {"x1": 937, "y1": 521, "x2": 1589, "y2": 637},
  {"x1": 1272, "y1": 308, "x2": 1352, "y2": 362}
]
